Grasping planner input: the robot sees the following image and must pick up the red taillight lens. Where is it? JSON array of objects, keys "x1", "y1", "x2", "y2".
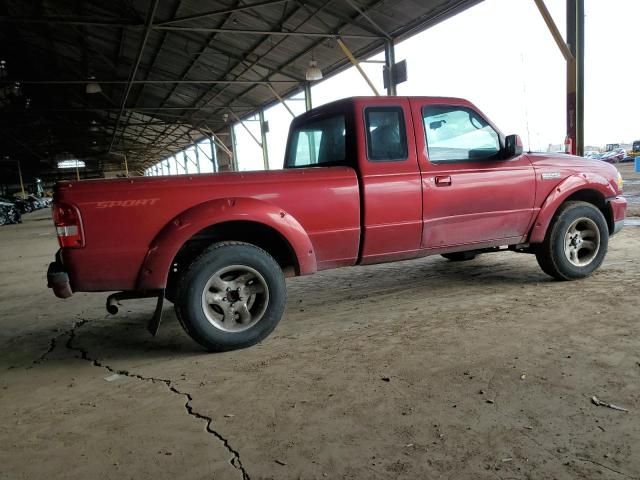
[{"x1": 53, "y1": 203, "x2": 84, "y2": 248}]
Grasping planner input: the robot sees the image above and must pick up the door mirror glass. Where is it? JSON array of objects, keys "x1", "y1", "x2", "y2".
[{"x1": 505, "y1": 134, "x2": 523, "y2": 158}]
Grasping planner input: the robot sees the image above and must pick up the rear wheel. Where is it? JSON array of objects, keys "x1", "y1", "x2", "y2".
[
  {"x1": 535, "y1": 201, "x2": 608, "y2": 280},
  {"x1": 175, "y1": 242, "x2": 286, "y2": 352}
]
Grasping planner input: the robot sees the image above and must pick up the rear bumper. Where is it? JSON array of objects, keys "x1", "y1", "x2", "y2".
[
  {"x1": 47, "y1": 251, "x2": 73, "y2": 299},
  {"x1": 610, "y1": 196, "x2": 627, "y2": 236}
]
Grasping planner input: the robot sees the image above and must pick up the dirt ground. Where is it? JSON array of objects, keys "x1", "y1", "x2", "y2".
[{"x1": 1, "y1": 186, "x2": 639, "y2": 480}]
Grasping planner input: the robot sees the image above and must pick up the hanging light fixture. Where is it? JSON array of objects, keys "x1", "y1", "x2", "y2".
[
  {"x1": 85, "y1": 76, "x2": 102, "y2": 94},
  {"x1": 305, "y1": 57, "x2": 323, "y2": 81},
  {"x1": 86, "y1": 82, "x2": 102, "y2": 94}
]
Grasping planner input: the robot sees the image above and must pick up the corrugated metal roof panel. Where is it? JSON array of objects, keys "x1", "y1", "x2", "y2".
[{"x1": 0, "y1": 0, "x2": 481, "y2": 176}]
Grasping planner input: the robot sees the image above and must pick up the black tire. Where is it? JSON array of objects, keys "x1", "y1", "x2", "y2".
[
  {"x1": 535, "y1": 201, "x2": 609, "y2": 281},
  {"x1": 174, "y1": 241, "x2": 286, "y2": 352},
  {"x1": 441, "y1": 251, "x2": 477, "y2": 262},
  {"x1": 0, "y1": 211, "x2": 7, "y2": 226}
]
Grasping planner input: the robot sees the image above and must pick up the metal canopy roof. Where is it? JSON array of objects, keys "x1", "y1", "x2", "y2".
[{"x1": 0, "y1": 0, "x2": 480, "y2": 178}]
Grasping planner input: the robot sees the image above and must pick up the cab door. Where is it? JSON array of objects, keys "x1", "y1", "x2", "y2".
[
  {"x1": 409, "y1": 98, "x2": 536, "y2": 249},
  {"x1": 356, "y1": 98, "x2": 423, "y2": 264}
]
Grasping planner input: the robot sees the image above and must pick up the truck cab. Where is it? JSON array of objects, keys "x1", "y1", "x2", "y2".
[{"x1": 285, "y1": 97, "x2": 535, "y2": 263}]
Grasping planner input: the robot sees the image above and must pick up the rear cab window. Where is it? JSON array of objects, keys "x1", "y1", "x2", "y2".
[
  {"x1": 365, "y1": 107, "x2": 408, "y2": 162},
  {"x1": 285, "y1": 114, "x2": 347, "y2": 168},
  {"x1": 422, "y1": 105, "x2": 501, "y2": 163}
]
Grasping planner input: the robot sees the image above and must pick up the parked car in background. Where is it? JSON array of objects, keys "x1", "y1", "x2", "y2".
[
  {"x1": 0, "y1": 197, "x2": 31, "y2": 214},
  {"x1": 0, "y1": 200, "x2": 21, "y2": 225},
  {"x1": 24, "y1": 194, "x2": 47, "y2": 210},
  {"x1": 600, "y1": 148, "x2": 626, "y2": 163},
  {"x1": 584, "y1": 151, "x2": 602, "y2": 160}
]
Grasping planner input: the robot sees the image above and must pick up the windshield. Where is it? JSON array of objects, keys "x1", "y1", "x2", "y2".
[
  {"x1": 285, "y1": 114, "x2": 346, "y2": 168},
  {"x1": 633, "y1": 141, "x2": 640, "y2": 152}
]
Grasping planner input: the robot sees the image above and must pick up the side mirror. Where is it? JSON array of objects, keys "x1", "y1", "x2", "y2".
[{"x1": 505, "y1": 134, "x2": 523, "y2": 157}]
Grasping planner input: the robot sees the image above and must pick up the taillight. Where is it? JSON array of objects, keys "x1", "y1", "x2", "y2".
[{"x1": 53, "y1": 203, "x2": 84, "y2": 248}]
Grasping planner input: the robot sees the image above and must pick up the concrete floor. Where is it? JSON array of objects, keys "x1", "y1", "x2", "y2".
[{"x1": 1, "y1": 190, "x2": 639, "y2": 480}]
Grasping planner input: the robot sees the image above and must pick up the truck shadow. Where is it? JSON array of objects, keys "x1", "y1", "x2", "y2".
[{"x1": 4, "y1": 253, "x2": 553, "y2": 369}]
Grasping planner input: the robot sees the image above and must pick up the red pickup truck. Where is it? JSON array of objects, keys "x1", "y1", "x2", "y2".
[{"x1": 48, "y1": 96, "x2": 627, "y2": 351}]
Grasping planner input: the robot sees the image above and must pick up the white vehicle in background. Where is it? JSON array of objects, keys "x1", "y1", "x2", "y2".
[{"x1": 584, "y1": 151, "x2": 602, "y2": 159}]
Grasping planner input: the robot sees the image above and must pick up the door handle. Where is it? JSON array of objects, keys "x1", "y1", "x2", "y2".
[{"x1": 435, "y1": 175, "x2": 452, "y2": 186}]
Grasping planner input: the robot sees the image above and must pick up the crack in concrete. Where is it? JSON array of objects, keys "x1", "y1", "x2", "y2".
[
  {"x1": 576, "y1": 457, "x2": 639, "y2": 480},
  {"x1": 40, "y1": 319, "x2": 249, "y2": 480},
  {"x1": 31, "y1": 320, "x2": 90, "y2": 366},
  {"x1": 32, "y1": 333, "x2": 62, "y2": 365}
]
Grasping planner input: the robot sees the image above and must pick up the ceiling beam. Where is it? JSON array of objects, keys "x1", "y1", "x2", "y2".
[
  {"x1": 185, "y1": 1, "x2": 318, "y2": 121},
  {"x1": 107, "y1": 0, "x2": 159, "y2": 153},
  {"x1": 156, "y1": 0, "x2": 290, "y2": 26},
  {"x1": 204, "y1": 0, "x2": 387, "y2": 123},
  {"x1": 342, "y1": 0, "x2": 391, "y2": 39},
  {"x1": 134, "y1": 0, "x2": 246, "y2": 150},
  {"x1": 1, "y1": 79, "x2": 298, "y2": 85},
  {"x1": 0, "y1": 16, "x2": 140, "y2": 27},
  {"x1": 153, "y1": 25, "x2": 382, "y2": 39}
]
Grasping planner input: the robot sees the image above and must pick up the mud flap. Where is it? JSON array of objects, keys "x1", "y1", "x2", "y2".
[
  {"x1": 147, "y1": 291, "x2": 164, "y2": 336},
  {"x1": 105, "y1": 289, "x2": 165, "y2": 336}
]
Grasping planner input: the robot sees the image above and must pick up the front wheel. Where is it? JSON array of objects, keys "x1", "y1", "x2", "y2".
[
  {"x1": 175, "y1": 242, "x2": 286, "y2": 352},
  {"x1": 535, "y1": 201, "x2": 609, "y2": 280}
]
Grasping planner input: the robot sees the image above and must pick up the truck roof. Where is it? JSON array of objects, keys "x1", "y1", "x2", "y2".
[{"x1": 295, "y1": 95, "x2": 472, "y2": 123}]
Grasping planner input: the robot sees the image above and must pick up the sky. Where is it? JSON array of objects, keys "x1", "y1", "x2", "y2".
[{"x1": 154, "y1": 0, "x2": 640, "y2": 173}]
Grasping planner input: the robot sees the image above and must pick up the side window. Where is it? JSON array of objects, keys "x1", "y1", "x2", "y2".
[
  {"x1": 365, "y1": 107, "x2": 408, "y2": 162},
  {"x1": 422, "y1": 106, "x2": 500, "y2": 163},
  {"x1": 287, "y1": 115, "x2": 346, "y2": 168}
]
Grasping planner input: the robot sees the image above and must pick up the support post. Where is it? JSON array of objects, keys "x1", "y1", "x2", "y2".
[
  {"x1": 182, "y1": 151, "x2": 188, "y2": 174},
  {"x1": 384, "y1": 39, "x2": 396, "y2": 96},
  {"x1": 194, "y1": 143, "x2": 201, "y2": 173},
  {"x1": 576, "y1": 0, "x2": 585, "y2": 157},
  {"x1": 336, "y1": 38, "x2": 380, "y2": 96},
  {"x1": 210, "y1": 136, "x2": 218, "y2": 172},
  {"x1": 210, "y1": 132, "x2": 232, "y2": 160},
  {"x1": 230, "y1": 125, "x2": 238, "y2": 171},
  {"x1": 534, "y1": 0, "x2": 584, "y2": 156},
  {"x1": 566, "y1": 0, "x2": 584, "y2": 156},
  {"x1": 17, "y1": 160, "x2": 26, "y2": 198},
  {"x1": 304, "y1": 82, "x2": 312, "y2": 111},
  {"x1": 259, "y1": 109, "x2": 269, "y2": 170}
]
